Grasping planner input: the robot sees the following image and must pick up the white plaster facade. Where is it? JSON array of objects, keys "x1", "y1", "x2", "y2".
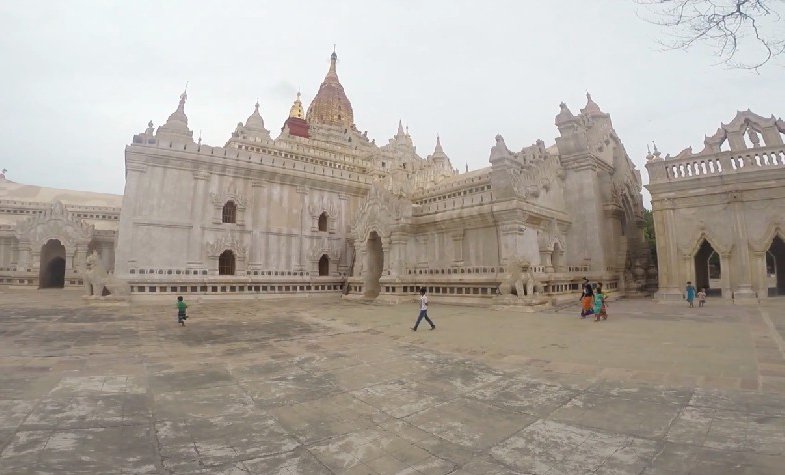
[
  {"x1": 111, "y1": 53, "x2": 652, "y2": 303},
  {"x1": 646, "y1": 110, "x2": 785, "y2": 302},
  {"x1": 0, "y1": 178, "x2": 121, "y2": 288}
]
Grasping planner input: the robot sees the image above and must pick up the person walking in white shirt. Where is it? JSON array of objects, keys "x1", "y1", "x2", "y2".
[{"x1": 412, "y1": 287, "x2": 436, "y2": 331}]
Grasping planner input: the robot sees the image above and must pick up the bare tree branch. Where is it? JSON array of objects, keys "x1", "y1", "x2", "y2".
[{"x1": 635, "y1": 0, "x2": 785, "y2": 70}]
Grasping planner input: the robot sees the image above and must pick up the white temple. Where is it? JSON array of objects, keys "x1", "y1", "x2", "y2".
[{"x1": 0, "y1": 52, "x2": 654, "y2": 304}]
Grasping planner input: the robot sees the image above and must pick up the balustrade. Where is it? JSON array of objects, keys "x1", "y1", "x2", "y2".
[{"x1": 649, "y1": 145, "x2": 785, "y2": 184}]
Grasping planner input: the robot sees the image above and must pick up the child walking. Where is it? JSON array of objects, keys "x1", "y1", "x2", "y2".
[
  {"x1": 685, "y1": 282, "x2": 696, "y2": 308},
  {"x1": 697, "y1": 288, "x2": 707, "y2": 307},
  {"x1": 411, "y1": 287, "x2": 435, "y2": 331},
  {"x1": 176, "y1": 296, "x2": 188, "y2": 326},
  {"x1": 594, "y1": 284, "x2": 608, "y2": 321}
]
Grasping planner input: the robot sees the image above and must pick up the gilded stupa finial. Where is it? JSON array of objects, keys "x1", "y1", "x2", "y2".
[{"x1": 289, "y1": 91, "x2": 304, "y2": 119}]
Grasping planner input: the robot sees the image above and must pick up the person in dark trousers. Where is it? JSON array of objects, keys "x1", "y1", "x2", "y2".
[
  {"x1": 176, "y1": 296, "x2": 188, "y2": 326},
  {"x1": 411, "y1": 287, "x2": 435, "y2": 331}
]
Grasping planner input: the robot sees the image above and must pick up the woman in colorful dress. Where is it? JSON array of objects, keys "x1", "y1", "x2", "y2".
[{"x1": 580, "y1": 283, "x2": 594, "y2": 318}]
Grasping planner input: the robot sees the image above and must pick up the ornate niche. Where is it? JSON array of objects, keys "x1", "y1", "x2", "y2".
[
  {"x1": 210, "y1": 182, "x2": 247, "y2": 226},
  {"x1": 206, "y1": 230, "x2": 248, "y2": 275},
  {"x1": 537, "y1": 218, "x2": 567, "y2": 272},
  {"x1": 306, "y1": 237, "x2": 342, "y2": 276},
  {"x1": 14, "y1": 201, "x2": 94, "y2": 270},
  {"x1": 308, "y1": 197, "x2": 339, "y2": 234}
]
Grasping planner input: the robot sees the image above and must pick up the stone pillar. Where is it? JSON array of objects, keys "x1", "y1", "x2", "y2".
[
  {"x1": 17, "y1": 241, "x2": 32, "y2": 271},
  {"x1": 187, "y1": 171, "x2": 210, "y2": 269},
  {"x1": 416, "y1": 235, "x2": 428, "y2": 268},
  {"x1": 751, "y1": 251, "x2": 768, "y2": 300},
  {"x1": 730, "y1": 197, "x2": 756, "y2": 301},
  {"x1": 249, "y1": 180, "x2": 266, "y2": 270},
  {"x1": 73, "y1": 244, "x2": 88, "y2": 276},
  {"x1": 295, "y1": 186, "x2": 308, "y2": 271},
  {"x1": 390, "y1": 232, "x2": 408, "y2": 277},
  {"x1": 653, "y1": 200, "x2": 683, "y2": 301},
  {"x1": 31, "y1": 246, "x2": 41, "y2": 272},
  {"x1": 720, "y1": 252, "x2": 733, "y2": 300},
  {"x1": 540, "y1": 250, "x2": 554, "y2": 272},
  {"x1": 382, "y1": 236, "x2": 392, "y2": 275},
  {"x1": 355, "y1": 247, "x2": 367, "y2": 277},
  {"x1": 681, "y1": 253, "x2": 694, "y2": 293},
  {"x1": 114, "y1": 163, "x2": 147, "y2": 275},
  {"x1": 499, "y1": 222, "x2": 527, "y2": 265},
  {"x1": 451, "y1": 231, "x2": 464, "y2": 266}
]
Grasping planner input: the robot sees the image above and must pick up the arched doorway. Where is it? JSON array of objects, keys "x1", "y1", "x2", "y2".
[
  {"x1": 766, "y1": 235, "x2": 785, "y2": 296},
  {"x1": 218, "y1": 250, "x2": 236, "y2": 275},
  {"x1": 364, "y1": 231, "x2": 384, "y2": 298},
  {"x1": 318, "y1": 254, "x2": 330, "y2": 276},
  {"x1": 318, "y1": 212, "x2": 328, "y2": 232},
  {"x1": 695, "y1": 239, "x2": 721, "y2": 296},
  {"x1": 39, "y1": 239, "x2": 66, "y2": 288}
]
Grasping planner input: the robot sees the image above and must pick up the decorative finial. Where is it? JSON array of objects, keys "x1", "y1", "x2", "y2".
[
  {"x1": 647, "y1": 144, "x2": 651, "y2": 154},
  {"x1": 405, "y1": 125, "x2": 409, "y2": 136},
  {"x1": 147, "y1": 120, "x2": 154, "y2": 128},
  {"x1": 178, "y1": 85, "x2": 188, "y2": 109},
  {"x1": 397, "y1": 120, "x2": 404, "y2": 135},
  {"x1": 465, "y1": 163, "x2": 468, "y2": 173},
  {"x1": 436, "y1": 134, "x2": 441, "y2": 147},
  {"x1": 651, "y1": 141, "x2": 661, "y2": 159},
  {"x1": 198, "y1": 130, "x2": 202, "y2": 145},
  {"x1": 586, "y1": 91, "x2": 591, "y2": 101}
]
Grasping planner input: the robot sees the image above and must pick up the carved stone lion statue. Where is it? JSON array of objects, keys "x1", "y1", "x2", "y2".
[
  {"x1": 499, "y1": 259, "x2": 539, "y2": 298},
  {"x1": 80, "y1": 250, "x2": 130, "y2": 298}
]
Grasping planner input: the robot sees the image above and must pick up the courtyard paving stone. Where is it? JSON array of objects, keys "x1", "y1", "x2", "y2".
[{"x1": 0, "y1": 289, "x2": 784, "y2": 473}]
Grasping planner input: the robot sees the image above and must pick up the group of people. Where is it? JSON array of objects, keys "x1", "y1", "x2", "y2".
[
  {"x1": 684, "y1": 282, "x2": 707, "y2": 308},
  {"x1": 579, "y1": 279, "x2": 608, "y2": 321},
  {"x1": 172, "y1": 288, "x2": 439, "y2": 331}
]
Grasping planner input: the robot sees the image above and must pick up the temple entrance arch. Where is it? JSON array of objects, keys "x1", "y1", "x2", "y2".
[
  {"x1": 364, "y1": 231, "x2": 384, "y2": 298},
  {"x1": 766, "y1": 235, "x2": 785, "y2": 296},
  {"x1": 318, "y1": 254, "x2": 329, "y2": 276},
  {"x1": 39, "y1": 239, "x2": 66, "y2": 288},
  {"x1": 695, "y1": 239, "x2": 722, "y2": 296}
]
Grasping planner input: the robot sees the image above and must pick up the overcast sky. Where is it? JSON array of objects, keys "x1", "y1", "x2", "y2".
[{"x1": 1, "y1": 1, "x2": 783, "y2": 207}]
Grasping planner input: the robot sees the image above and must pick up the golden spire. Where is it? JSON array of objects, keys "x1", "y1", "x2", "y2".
[
  {"x1": 306, "y1": 49, "x2": 355, "y2": 128},
  {"x1": 289, "y1": 92, "x2": 304, "y2": 119}
]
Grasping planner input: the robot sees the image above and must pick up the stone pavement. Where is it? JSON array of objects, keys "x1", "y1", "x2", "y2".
[{"x1": 0, "y1": 289, "x2": 784, "y2": 474}]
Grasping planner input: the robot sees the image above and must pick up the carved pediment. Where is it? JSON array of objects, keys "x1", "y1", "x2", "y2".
[
  {"x1": 307, "y1": 237, "x2": 342, "y2": 261},
  {"x1": 15, "y1": 201, "x2": 94, "y2": 249},
  {"x1": 307, "y1": 197, "x2": 338, "y2": 218},
  {"x1": 206, "y1": 230, "x2": 247, "y2": 259},
  {"x1": 699, "y1": 110, "x2": 785, "y2": 153},
  {"x1": 677, "y1": 223, "x2": 733, "y2": 256},
  {"x1": 210, "y1": 183, "x2": 246, "y2": 208},
  {"x1": 351, "y1": 181, "x2": 411, "y2": 242}
]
